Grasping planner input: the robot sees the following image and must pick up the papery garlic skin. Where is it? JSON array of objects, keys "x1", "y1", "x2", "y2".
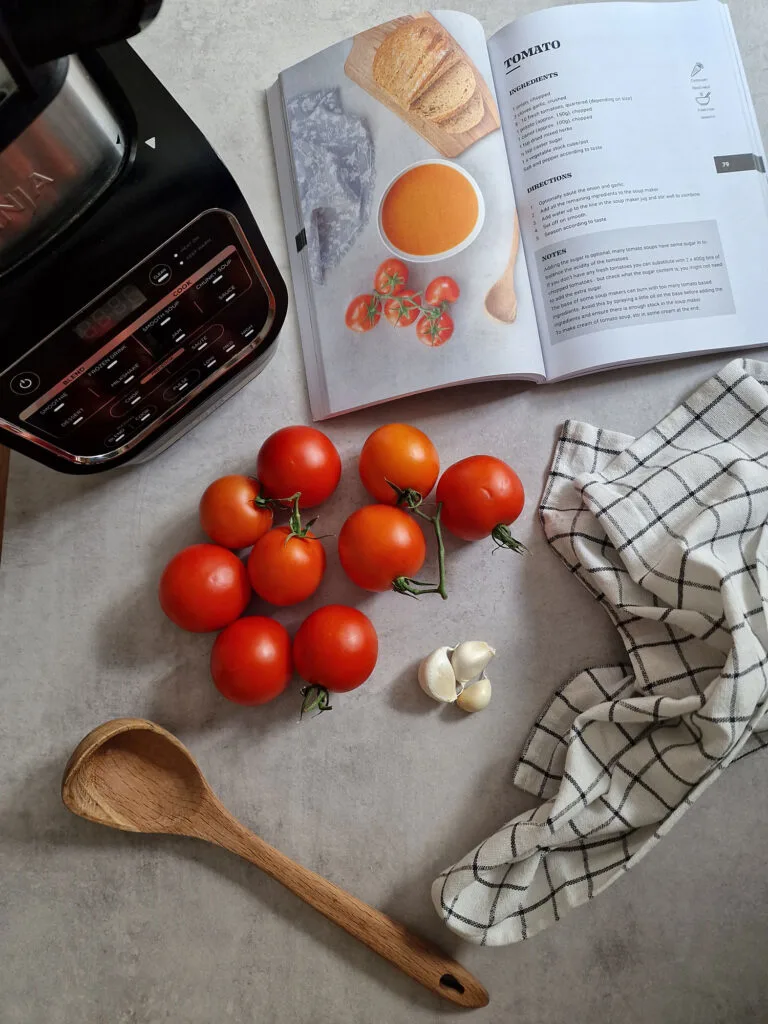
[
  {"x1": 418, "y1": 646, "x2": 460, "y2": 703},
  {"x1": 456, "y1": 675, "x2": 492, "y2": 712},
  {"x1": 451, "y1": 641, "x2": 496, "y2": 684}
]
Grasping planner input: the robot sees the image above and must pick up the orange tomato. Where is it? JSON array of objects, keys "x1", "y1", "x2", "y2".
[
  {"x1": 338, "y1": 504, "x2": 426, "y2": 591},
  {"x1": 199, "y1": 475, "x2": 273, "y2": 549},
  {"x1": 247, "y1": 526, "x2": 326, "y2": 606},
  {"x1": 359, "y1": 423, "x2": 439, "y2": 503},
  {"x1": 436, "y1": 455, "x2": 524, "y2": 542}
]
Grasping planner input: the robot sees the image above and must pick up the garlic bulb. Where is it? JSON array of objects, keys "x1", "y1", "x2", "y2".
[
  {"x1": 451, "y1": 641, "x2": 496, "y2": 684},
  {"x1": 418, "y1": 646, "x2": 460, "y2": 703},
  {"x1": 456, "y1": 675, "x2": 492, "y2": 713}
]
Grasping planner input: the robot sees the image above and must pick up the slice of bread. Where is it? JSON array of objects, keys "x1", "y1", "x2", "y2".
[
  {"x1": 373, "y1": 21, "x2": 458, "y2": 109},
  {"x1": 413, "y1": 60, "x2": 477, "y2": 123},
  {"x1": 441, "y1": 88, "x2": 484, "y2": 134}
]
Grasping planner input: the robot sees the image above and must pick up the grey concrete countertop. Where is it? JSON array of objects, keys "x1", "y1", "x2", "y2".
[{"x1": 2, "y1": 2, "x2": 768, "y2": 1022}]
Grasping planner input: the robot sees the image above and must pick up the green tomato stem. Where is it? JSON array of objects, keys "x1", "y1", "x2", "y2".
[
  {"x1": 392, "y1": 498, "x2": 448, "y2": 600},
  {"x1": 491, "y1": 523, "x2": 527, "y2": 553},
  {"x1": 300, "y1": 685, "x2": 333, "y2": 719}
]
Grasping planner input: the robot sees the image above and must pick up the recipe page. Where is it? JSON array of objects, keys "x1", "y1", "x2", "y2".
[
  {"x1": 488, "y1": 0, "x2": 768, "y2": 381},
  {"x1": 273, "y1": 10, "x2": 544, "y2": 418}
]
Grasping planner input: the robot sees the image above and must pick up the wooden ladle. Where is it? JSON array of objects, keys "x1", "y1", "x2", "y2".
[
  {"x1": 62, "y1": 718, "x2": 489, "y2": 1009},
  {"x1": 484, "y1": 212, "x2": 520, "y2": 324}
]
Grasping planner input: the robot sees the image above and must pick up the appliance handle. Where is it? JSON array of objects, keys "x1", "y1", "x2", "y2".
[{"x1": 0, "y1": 0, "x2": 163, "y2": 66}]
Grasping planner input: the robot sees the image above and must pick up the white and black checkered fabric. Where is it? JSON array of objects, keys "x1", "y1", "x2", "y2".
[{"x1": 432, "y1": 358, "x2": 768, "y2": 945}]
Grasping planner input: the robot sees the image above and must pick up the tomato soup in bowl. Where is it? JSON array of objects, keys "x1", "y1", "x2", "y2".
[{"x1": 378, "y1": 159, "x2": 485, "y2": 262}]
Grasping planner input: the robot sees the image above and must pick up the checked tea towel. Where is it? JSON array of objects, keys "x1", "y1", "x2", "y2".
[{"x1": 433, "y1": 358, "x2": 768, "y2": 945}]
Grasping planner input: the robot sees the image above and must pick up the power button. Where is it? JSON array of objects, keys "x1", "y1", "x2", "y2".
[{"x1": 10, "y1": 372, "x2": 41, "y2": 396}]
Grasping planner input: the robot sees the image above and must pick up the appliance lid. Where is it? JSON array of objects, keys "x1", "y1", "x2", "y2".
[{"x1": 0, "y1": 0, "x2": 163, "y2": 67}]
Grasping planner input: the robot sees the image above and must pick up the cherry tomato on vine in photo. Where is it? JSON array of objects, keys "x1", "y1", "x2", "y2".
[
  {"x1": 345, "y1": 294, "x2": 381, "y2": 332},
  {"x1": 424, "y1": 276, "x2": 460, "y2": 305},
  {"x1": 293, "y1": 605, "x2": 378, "y2": 692},
  {"x1": 159, "y1": 544, "x2": 250, "y2": 632},
  {"x1": 416, "y1": 311, "x2": 454, "y2": 347},
  {"x1": 257, "y1": 426, "x2": 341, "y2": 509},
  {"x1": 383, "y1": 289, "x2": 420, "y2": 328},
  {"x1": 373, "y1": 258, "x2": 408, "y2": 297},
  {"x1": 359, "y1": 423, "x2": 439, "y2": 503},
  {"x1": 338, "y1": 504, "x2": 426, "y2": 592},
  {"x1": 211, "y1": 616, "x2": 292, "y2": 705},
  {"x1": 247, "y1": 526, "x2": 326, "y2": 606},
  {"x1": 199, "y1": 474, "x2": 273, "y2": 549},
  {"x1": 436, "y1": 455, "x2": 525, "y2": 551}
]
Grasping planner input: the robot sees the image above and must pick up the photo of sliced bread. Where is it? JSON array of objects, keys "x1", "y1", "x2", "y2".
[
  {"x1": 441, "y1": 88, "x2": 485, "y2": 134},
  {"x1": 413, "y1": 60, "x2": 477, "y2": 124},
  {"x1": 372, "y1": 21, "x2": 458, "y2": 109}
]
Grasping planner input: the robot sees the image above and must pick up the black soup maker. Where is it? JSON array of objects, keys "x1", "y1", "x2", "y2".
[{"x1": 0, "y1": 0, "x2": 287, "y2": 473}]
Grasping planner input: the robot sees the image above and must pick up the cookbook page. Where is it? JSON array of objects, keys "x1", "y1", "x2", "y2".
[
  {"x1": 274, "y1": 10, "x2": 543, "y2": 419},
  {"x1": 488, "y1": 0, "x2": 768, "y2": 382}
]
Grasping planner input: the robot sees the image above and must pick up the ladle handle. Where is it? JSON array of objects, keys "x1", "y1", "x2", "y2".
[{"x1": 200, "y1": 806, "x2": 488, "y2": 1009}]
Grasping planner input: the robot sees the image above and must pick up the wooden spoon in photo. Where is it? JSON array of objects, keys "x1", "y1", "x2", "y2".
[
  {"x1": 484, "y1": 212, "x2": 520, "y2": 323},
  {"x1": 62, "y1": 718, "x2": 489, "y2": 1009}
]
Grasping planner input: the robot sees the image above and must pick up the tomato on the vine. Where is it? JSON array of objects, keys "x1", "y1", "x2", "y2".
[
  {"x1": 345, "y1": 294, "x2": 381, "y2": 332},
  {"x1": 338, "y1": 504, "x2": 426, "y2": 591},
  {"x1": 159, "y1": 544, "x2": 251, "y2": 632},
  {"x1": 257, "y1": 426, "x2": 341, "y2": 509},
  {"x1": 359, "y1": 423, "x2": 439, "y2": 503},
  {"x1": 199, "y1": 475, "x2": 273, "y2": 549},
  {"x1": 247, "y1": 526, "x2": 325, "y2": 606},
  {"x1": 416, "y1": 311, "x2": 454, "y2": 347},
  {"x1": 383, "y1": 289, "x2": 420, "y2": 327},
  {"x1": 293, "y1": 605, "x2": 378, "y2": 692},
  {"x1": 211, "y1": 616, "x2": 292, "y2": 705},
  {"x1": 373, "y1": 258, "x2": 408, "y2": 297},
  {"x1": 424, "y1": 276, "x2": 460, "y2": 305},
  {"x1": 436, "y1": 455, "x2": 525, "y2": 550}
]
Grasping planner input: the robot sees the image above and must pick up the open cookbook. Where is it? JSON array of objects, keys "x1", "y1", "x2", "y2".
[{"x1": 268, "y1": 0, "x2": 768, "y2": 418}]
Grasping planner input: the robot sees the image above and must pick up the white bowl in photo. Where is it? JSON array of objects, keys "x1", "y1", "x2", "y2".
[{"x1": 377, "y1": 159, "x2": 485, "y2": 264}]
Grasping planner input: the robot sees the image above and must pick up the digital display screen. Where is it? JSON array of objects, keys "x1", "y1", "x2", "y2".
[{"x1": 74, "y1": 285, "x2": 146, "y2": 342}]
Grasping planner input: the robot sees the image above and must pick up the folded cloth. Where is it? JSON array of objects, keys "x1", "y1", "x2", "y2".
[
  {"x1": 286, "y1": 88, "x2": 375, "y2": 285},
  {"x1": 432, "y1": 358, "x2": 768, "y2": 945}
]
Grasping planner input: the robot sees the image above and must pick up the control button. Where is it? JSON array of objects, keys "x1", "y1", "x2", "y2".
[
  {"x1": 202, "y1": 354, "x2": 218, "y2": 371},
  {"x1": 134, "y1": 405, "x2": 157, "y2": 426},
  {"x1": 10, "y1": 371, "x2": 41, "y2": 396},
  {"x1": 163, "y1": 369, "x2": 200, "y2": 402},
  {"x1": 104, "y1": 428, "x2": 128, "y2": 450},
  {"x1": 110, "y1": 388, "x2": 143, "y2": 417},
  {"x1": 149, "y1": 263, "x2": 172, "y2": 287}
]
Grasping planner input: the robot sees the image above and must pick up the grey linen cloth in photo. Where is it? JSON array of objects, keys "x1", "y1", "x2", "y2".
[
  {"x1": 286, "y1": 88, "x2": 374, "y2": 285},
  {"x1": 433, "y1": 358, "x2": 768, "y2": 945}
]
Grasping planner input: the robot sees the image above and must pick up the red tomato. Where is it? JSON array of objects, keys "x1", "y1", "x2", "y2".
[
  {"x1": 257, "y1": 426, "x2": 341, "y2": 509},
  {"x1": 416, "y1": 312, "x2": 454, "y2": 347},
  {"x1": 373, "y1": 258, "x2": 408, "y2": 297},
  {"x1": 159, "y1": 544, "x2": 250, "y2": 632},
  {"x1": 383, "y1": 289, "x2": 420, "y2": 327},
  {"x1": 293, "y1": 605, "x2": 378, "y2": 692},
  {"x1": 247, "y1": 526, "x2": 325, "y2": 606},
  {"x1": 211, "y1": 616, "x2": 292, "y2": 705},
  {"x1": 338, "y1": 505, "x2": 426, "y2": 592},
  {"x1": 359, "y1": 423, "x2": 439, "y2": 503},
  {"x1": 424, "y1": 276, "x2": 460, "y2": 305},
  {"x1": 436, "y1": 455, "x2": 525, "y2": 544},
  {"x1": 345, "y1": 294, "x2": 381, "y2": 332},
  {"x1": 199, "y1": 475, "x2": 273, "y2": 549}
]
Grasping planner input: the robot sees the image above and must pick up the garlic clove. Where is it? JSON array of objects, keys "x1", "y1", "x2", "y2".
[
  {"x1": 418, "y1": 646, "x2": 460, "y2": 703},
  {"x1": 451, "y1": 641, "x2": 496, "y2": 684},
  {"x1": 456, "y1": 675, "x2": 492, "y2": 713}
]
